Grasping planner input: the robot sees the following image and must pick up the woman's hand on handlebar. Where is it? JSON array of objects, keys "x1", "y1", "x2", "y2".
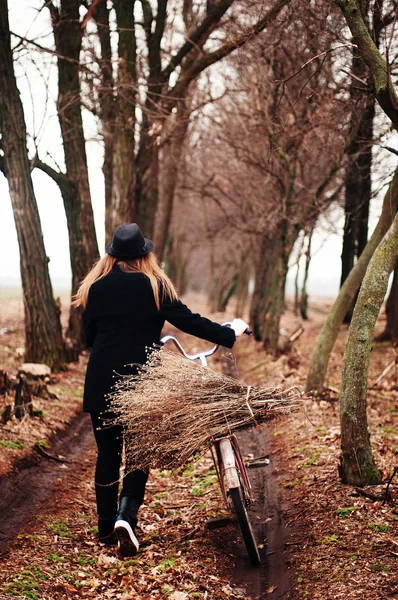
[{"x1": 231, "y1": 318, "x2": 250, "y2": 337}]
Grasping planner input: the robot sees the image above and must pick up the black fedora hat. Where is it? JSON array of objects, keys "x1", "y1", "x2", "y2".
[{"x1": 106, "y1": 223, "x2": 154, "y2": 259}]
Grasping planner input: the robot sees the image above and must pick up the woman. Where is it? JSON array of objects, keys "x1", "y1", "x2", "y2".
[{"x1": 74, "y1": 223, "x2": 248, "y2": 557}]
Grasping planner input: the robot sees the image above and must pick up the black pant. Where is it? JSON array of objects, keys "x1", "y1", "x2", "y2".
[{"x1": 90, "y1": 412, "x2": 148, "y2": 531}]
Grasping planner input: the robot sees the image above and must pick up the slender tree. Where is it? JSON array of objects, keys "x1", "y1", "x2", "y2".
[
  {"x1": 46, "y1": 0, "x2": 99, "y2": 354},
  {"x1": 0, "y1": 0, "x2": 64, "y2": 368},
  {"x1": 340, "y1": 0, "x2": 387, "y2": 322},
  {"x1": 339, "y1": 211, "x2": 398, "y2": 485},
  {"x1": 306, "y1": 168, "x2": 398, "y2": 393}
]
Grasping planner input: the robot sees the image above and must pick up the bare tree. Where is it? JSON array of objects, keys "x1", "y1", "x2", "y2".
[
  {"x1": 180, "y1": 3, "x2": 347, "y2": 349},
  {"x1": 86, "y1": 0, "x2": 290, "y2": 247},
  {"x1": 0, "y1": 0, "x2": 64, "y2": 368}
]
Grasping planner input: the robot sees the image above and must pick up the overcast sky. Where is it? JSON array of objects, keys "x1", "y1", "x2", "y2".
[{"x1": 0, "y1": 1, "x2": 393, "y2": 298}]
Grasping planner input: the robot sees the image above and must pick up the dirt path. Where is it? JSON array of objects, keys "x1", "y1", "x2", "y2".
[
  {"x1": 0, "y1": 411, "x2": 93, "y2": 555},
  {"x1": 0, "y1": 352, "x2": 295, "y2": 599},
  {"x1": 218, "y1": 351, "x2": 295, "y2": 600}
]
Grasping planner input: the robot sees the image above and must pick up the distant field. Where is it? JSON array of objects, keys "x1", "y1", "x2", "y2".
[{"x1": 0, "y1": 286, "x2": 70, "y2": 301}]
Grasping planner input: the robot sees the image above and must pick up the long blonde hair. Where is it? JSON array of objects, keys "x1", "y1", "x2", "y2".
[{"x1": 73, "y1": 252, "x2": 178, "y2": 310}]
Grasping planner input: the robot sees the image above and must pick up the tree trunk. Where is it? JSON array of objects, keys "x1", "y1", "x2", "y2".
[
  {"x1": 136, "y1": 131, "x2": 160, "y2": 238},
  {"x1": 300, "y1": 229, "x2": 313, "y2": 321},
  {"x1": 166, "y1": 235, "x2": 190, "y2": 295},
  {"x1": 306, "y1": 166, "x2": 398, "y2": 394},
  {"x1": 250, "y1": 223, "x2": 298, "y2": 351},
  {"x1": 340, "y1": 24, "x2": 375, "y2": 323},
  {"x1": 0, "y1": 0, "x2": 64, "y2": 368},
  {"x1": 339, "y1": 212, "x2": 398, "y2": 486},
  {"x1": 95, "y1": 0, "x2": 116, "y2": 244},
  {"x1": 50, "y1": 0, "x2": 99, "y2": 352},
  {"x1": 377, "y1": 266, "x2": 398, "y2": 344},
  {"x1": 250, "y1": 234, "x2": 287, "y2": 350},
  {"x1": 250, "y1": 235, "x2": 276, "y2": 341},
  {"x1": 235, "y1": 254, "x2": 252, "y2": 319},
  {"x1": 261, "y1": 252, "x2": 289, "y2": 350},
  {"x1": 340, "y1": 101, "x2": 374, "y2": 286},
  {"x1": 294, "y1": 234, "x2": 305, "y2": 316},
  {"x1": 154, "y1": 98, "x2": 191, "y2": 262},
  {"x1": 106, "y1": 0, "x2": 137, "y2": 239}
]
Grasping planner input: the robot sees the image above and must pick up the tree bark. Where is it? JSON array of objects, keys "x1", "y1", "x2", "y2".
[
  {"x1": 235, "y1": 254, "x2": 252, "y2": 319},
  {"x1": 50, "y1": 0, "x2": 99, "y2": 352},
  {"x1": 250, "y1": 233, "x2": 288, "y2": 350},
  {"x1": 306, "y1": 166, "x2": 398, "y2": 394},
  {"x1": 334, "y1": 0, "x2": 398, "y2": 130},
  {"x1": 341, "y1": 88, "x2": 374, "y2": 290},
  {"x1": 300, "y1": 229, "x2": 313, "y2": 321},
  {"x1": 154, "y1": 98, "x2": 191, "y2": 261},
  {"x1": 377, "y1": 265, "x2": 398, "y2": 344},
  {"x1": 339, "y1": 212, "x2": 398, "y2": 486},
  {"x1": 340, "y1": 0, "x2": 382, "y2": 323},
  {"x1": 94, "y1": 0, "x2": 116, "y2": 244},
  {"x1": 0, "y1": 0, "x2": 64, "y2": 368},
  {"x1": 106, "y1": 0, "x2": 137, "y2": 239}
]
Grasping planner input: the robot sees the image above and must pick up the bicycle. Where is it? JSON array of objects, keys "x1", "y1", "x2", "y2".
[{"x1": 161, "y1": 323, "x2": 262, "y2": 566}]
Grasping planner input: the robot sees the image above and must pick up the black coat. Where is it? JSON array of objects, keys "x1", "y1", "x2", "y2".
[{"x1": 82, "y1": 264, "x2": 236, "y2": 412}]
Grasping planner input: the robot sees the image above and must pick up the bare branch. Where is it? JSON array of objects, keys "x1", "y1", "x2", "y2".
[
  {"x1": 161, "y1": 0, "x2": 235, "y2": 81},
  {"x1": 333, "y1": 0, "x2": 398, "y2": 129},
  {"x1": 165, "y1": 0, "x2": 289, "y2": 111}
]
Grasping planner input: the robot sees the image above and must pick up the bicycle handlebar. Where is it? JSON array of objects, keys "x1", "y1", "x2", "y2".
[{"x1": 160, "y1": 322, "x2": 251, "y2": 367}]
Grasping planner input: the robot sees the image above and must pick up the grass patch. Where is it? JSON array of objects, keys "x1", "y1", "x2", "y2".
[
  {"x1": 4, "y1": 567, "x2": 44, "y2": 599},
  {"x1": 335, "y1": 507, "x2": 357, "y2": 516},
  {"x1": 46, "y1": 518, "x2": 75, "y2": 538},
  {"x1": 368, "y1": 522, "x2": 389, "y2": 533},
  {"x1": 369, "y1": 563, "x2": 389, "y2": 572},
  {"x1": 47, "y1": 553, "x2": 67, "y2": 563},
  {"x1": 320, "y1": 534, "x2": 339, "y2": 544},
  {"x1": 155, "y1": 558, "x2": 179, "y2": 572},
  {"x1": 0, "y1": 440, "x2": 26, "y2": 450},
  {"x1": 36, "y1": 439, "x2": 50, "y2": 449}
]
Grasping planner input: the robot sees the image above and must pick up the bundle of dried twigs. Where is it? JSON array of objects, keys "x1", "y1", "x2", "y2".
[{"x1": 105, "y1": 347, "x2": 303, "y2": 471}]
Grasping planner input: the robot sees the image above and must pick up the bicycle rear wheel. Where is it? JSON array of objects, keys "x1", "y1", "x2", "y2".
[{"x1": 229, "y1": 485, "x2": 261, "y2": 566}]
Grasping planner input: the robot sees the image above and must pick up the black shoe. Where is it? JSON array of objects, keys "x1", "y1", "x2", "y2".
[
  {"x1": 114, "y1": 519, "x2": 139, "y2": 556},
  {"x1": 98, "y1": 531, "x2": 118, "y2": 546},
  {"x1": 114, "y1": 496, "x2": 139, "y2": 556},
  {"x1": 97, "y1": 517, "x2": 116, "y2": 546}
]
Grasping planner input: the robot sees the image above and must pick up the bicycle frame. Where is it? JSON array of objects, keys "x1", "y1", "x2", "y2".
[
  {"x1": 160, "y1": 325, "x2": 261, "y2": 565},
  {"x1": 160, "y1": 325, "x2": 254, "y2": 506}
]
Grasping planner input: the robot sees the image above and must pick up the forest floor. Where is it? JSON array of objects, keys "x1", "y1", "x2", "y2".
[{"x1": 0, "y1": 289, "x2": 397, "y2": 600}]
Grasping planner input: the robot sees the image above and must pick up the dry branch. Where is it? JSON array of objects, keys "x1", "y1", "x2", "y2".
[{"x1": 104, "y1": 347, "x2": 302, "y2": 471}]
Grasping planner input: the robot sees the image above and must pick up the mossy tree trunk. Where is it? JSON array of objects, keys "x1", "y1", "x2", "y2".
[
  {"x1": 339, "y1": 212, "x2": 398, "y2": 486},
  {"x1": 340, "y1": 0, "x2": 384, "y2": 323},
  {"x1": 333, "y1": 0, "x2": 398, "y2": 129},
  {"x1": 378, "y1": 266, "x2": 398, "y2": 344},
  {"x1": 306, "y1": 167, "x2": 398, "y2": 394},
  {"x1": 0, "y1": 0, "x2": 65, "y2": 368}
]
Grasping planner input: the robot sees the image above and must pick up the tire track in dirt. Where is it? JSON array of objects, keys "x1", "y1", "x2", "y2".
[
  {"x1": 218, "y1": 349, "x2": 295, "y2": 600},
  {"x1": 0, "y1": 411, "x2": 93, "y2": 555}
]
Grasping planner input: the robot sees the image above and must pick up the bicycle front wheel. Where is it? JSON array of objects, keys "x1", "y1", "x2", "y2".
[{"x1": 229, "y1": 485, "x2": 261, "y2": 566}]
